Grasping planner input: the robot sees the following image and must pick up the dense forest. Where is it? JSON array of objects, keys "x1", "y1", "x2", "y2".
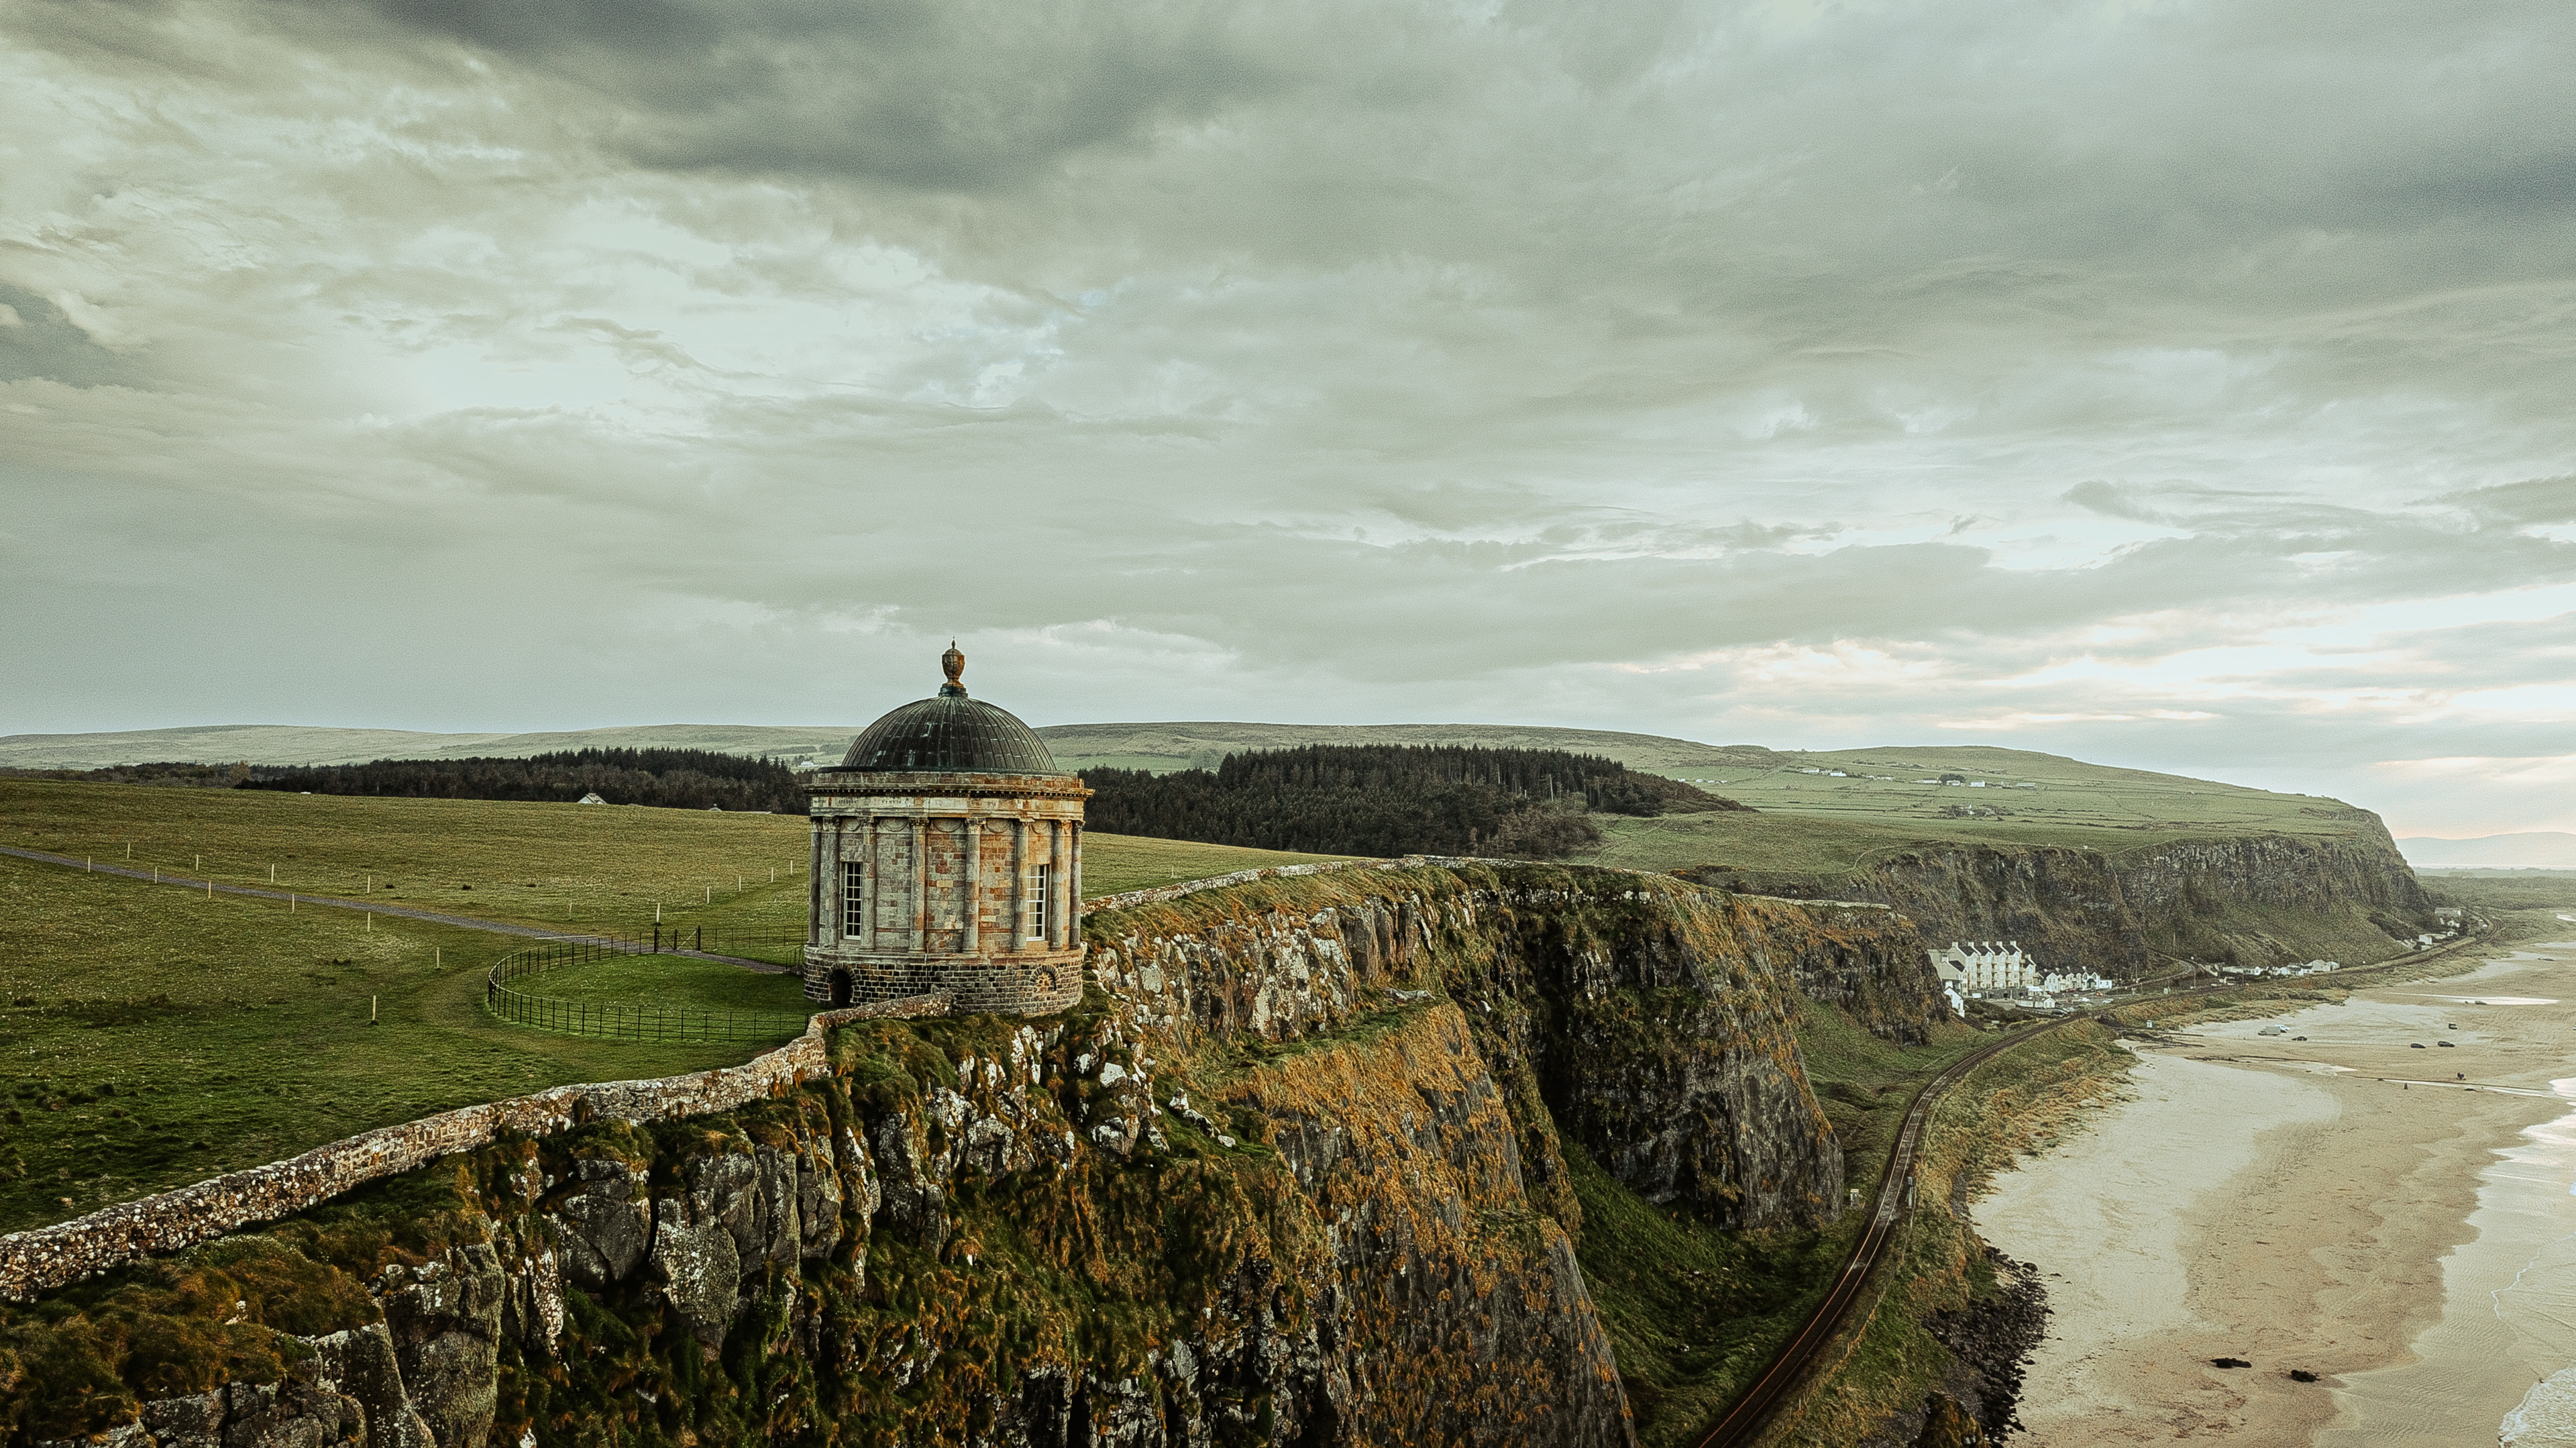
[
  {"x1": 1081, "y1": 743, "x2": 1746, "y2": 859},
  {"x1": 239, "y1": 748, "x2": 804, "y2": 812}
]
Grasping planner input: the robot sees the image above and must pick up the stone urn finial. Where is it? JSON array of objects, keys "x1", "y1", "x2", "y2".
[{"x1": 941, "y1": 640, "x2": 966, "y2": 696}]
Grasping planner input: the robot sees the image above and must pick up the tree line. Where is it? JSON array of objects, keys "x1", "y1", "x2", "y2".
[
  {"x1": 240, "y1": 748, "x2": 804, "y2": 813},
  {"x1": 1080, "y1": 743, "x2": 1746, "y2": 860}
]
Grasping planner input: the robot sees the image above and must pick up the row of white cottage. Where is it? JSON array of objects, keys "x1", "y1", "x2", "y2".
[{"x1": 1927, "y1": 941, "x2": 2113, "y2": 996}]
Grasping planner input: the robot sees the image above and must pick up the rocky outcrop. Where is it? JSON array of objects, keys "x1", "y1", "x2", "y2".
[
  {"x1": 375, "y1": 1246, "x2": 503, "y2": 1448},
  {"x1": 1091, "y1": 869, "x2": 1941, "y2": 1235},
  {"x1": 50, "y1": 1323, "x2": 431, "y2": 1448},
  {"x1": 5, "y1": 863, "x2": 1946, "y2": 1448}
]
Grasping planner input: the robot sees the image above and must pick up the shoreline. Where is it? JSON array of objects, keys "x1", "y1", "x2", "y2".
[{"x1": 1970, "y1": 943, "x2": 2576, "y2": 1446}]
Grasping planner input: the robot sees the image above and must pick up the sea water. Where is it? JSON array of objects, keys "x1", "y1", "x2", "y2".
[
  {"x1": 2502, "y1": 1367, "x2": 2576, "y2": 1446},
  {"x1": 2318, "y1": 949, "x2": 2576, "y2": 1448},
  {"x1": 2491, "y1": 1080, "x2": 2576, "y2": 1447}
]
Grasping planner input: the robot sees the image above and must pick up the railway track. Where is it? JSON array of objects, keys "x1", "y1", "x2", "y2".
[
  {"x1": 1688, "y1": 927, "x2": 2494, "y2": 1448},
  {"x1": 1686, "y1": 1015, "x2": 2073, "y2": 1448}
]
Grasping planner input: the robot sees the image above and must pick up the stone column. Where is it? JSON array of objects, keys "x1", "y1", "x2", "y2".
[
  {"x1": 1010, "y1": 818, "x2": 1028, "y2": 952},
  {"x1": 1071, "y1": 822, "x2": 1083, "y2": 927},
  {"x1": 861, "y1": 815, "x2": 877, "y2": 943},
  {"x1": 1047, "y1": 819, "x2": 1069, "y2": 950},
  {"x1": 808, "y1": 817, "x2": 826, "y2": 947},
  {"x1": 961, "y1": 813, "x2": 981, "y2": 954},
  {"x1": 912, "y1": 815, "x2": 928, "y2": 953}
]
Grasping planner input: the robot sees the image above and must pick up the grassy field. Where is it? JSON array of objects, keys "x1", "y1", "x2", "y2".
[
  {"x1": 511, "y1": 953, "x2": 810, "y2": 1014},
  {"x1": 0, "y1": 780, "x2": 1348, "y2": 939},
  {"x1": 0, "y1": 782, "x2": 1349, "y2": 1233},
  {"x1": 0, "y1": 853, "x2": 785, "y2": 1235}
]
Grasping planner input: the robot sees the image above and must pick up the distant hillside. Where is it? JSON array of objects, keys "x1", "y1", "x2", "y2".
[
  {"x1": 0, "y1": 723, "x2": 857, "y2": 770},
  {"x1": 1033, "y1": 721, "x2": 1771, "y2": 775},
  {"x1": 4, "y1": 719, "x2": 2388, "y2": 851},
  {"x1": 2400, "y1": 833, "x2": 2576, "y2": 870}
]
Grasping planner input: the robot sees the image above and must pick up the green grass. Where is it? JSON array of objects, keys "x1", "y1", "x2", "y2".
[
  {"x1": 0, "y1": 854, "x2": 782, "y2": 1235},
  {"x1": 0, "y1": 782, "x2": 1352, "y2": 1233},
  {"x1": 513, "y1": 953, "x2": 811, "y2": 1015},
  {"x1": 0, "y1": 778, "x2": 814, "y2": 942},
  {"x1": 1567, "y1": 1142, "x2": 1858, "y2": 1443},
  {"x1": 1076, "y1": 833, "x2": 1348, "y2": 895},
  {"x1": 0, "y1": 780, "x2": 1344, "y2": 937}
]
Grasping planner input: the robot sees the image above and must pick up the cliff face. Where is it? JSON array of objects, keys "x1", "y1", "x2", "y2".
[
  {"x1": 3, "y1": 864, "x2": 1949, "y2": 1448},
  {"x1": 1685, "y1": 818, "x2": 2431, "y2": 978}
]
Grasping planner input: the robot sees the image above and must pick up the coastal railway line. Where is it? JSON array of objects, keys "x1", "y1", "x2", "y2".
[
  {"x1": 1692, "y1": 926, "x2": 2496, "y2": 1448},
  {"x1": 1688, "y1": 1013, "x2": 2078, "y2": 1448}
]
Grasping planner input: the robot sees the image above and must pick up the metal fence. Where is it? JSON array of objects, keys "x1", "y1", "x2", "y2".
[
  {"x1": 547, "y1": 923, "x2": 802, "y2": 962},
  {"x1": 484, "y1": 937, "x2": 814, "y2": 1044}
]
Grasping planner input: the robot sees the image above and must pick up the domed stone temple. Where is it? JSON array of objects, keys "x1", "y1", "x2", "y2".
[{"x1": 802, "y1": 645, "x2": 1087, "y2": 1015}]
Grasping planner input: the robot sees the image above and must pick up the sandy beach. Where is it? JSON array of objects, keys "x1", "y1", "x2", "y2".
[{"x1": 1974, "y1": 941, "x2": 2576, "y2": 1446}]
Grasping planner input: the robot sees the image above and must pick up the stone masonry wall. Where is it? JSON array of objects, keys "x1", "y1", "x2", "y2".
[{"x1": 0, "y1": 995, "x2": 951, "y2": 1304}]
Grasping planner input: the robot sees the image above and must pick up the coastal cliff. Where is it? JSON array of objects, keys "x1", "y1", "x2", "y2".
[
  {"x1": 1680, "y1": 815, "x2": 2431, "y2": 979},
  {"x1": 0, "y1": 863, "x2": 1949, "y2": 1448}
]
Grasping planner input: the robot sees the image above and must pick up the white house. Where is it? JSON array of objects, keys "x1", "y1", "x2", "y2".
[{"x1": 1929, "y1": 940, "x2": 2037, "y2": 993}]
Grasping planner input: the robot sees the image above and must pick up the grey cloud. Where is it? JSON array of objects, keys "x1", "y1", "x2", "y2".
[
  {"x1": 2448, "y1": 477, "x2": 2576, "y2": 527},
  {"x1": 0, "y1": 287, "x2": 133, "y2": 387},
  {"x1": 323, "y1": 0, "x2": 1283, "y2": 192},
  {"x1": 5, "y1": 0, "x2": 2576, "y2": 837}
]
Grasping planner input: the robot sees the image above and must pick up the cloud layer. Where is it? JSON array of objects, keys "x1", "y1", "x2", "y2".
[{"x1": 3, "y1": 0, "x2": 2571, "y2": 835}]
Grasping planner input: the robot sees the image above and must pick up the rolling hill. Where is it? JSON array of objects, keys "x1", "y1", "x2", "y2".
[{"x1": 3, "y1": 719, "x2": 2394, "y2": 864}]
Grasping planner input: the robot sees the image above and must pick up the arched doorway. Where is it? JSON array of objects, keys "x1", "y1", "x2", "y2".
[{"x1": 828, "y1": 968, "x2": 853, "y2": 1009}]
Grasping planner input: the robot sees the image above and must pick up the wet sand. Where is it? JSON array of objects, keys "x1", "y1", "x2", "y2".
[{"x1": 1973, "y1": 943, "x2": 2576, "y2": 1446}]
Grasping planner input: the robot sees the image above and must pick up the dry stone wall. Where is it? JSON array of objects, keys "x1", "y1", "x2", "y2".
[{"x1": 0, "y1": 995, "x2": 950, "y2": 1303}]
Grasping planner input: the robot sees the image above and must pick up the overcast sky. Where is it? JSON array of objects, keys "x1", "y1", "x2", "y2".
[{"x1": 3, "y1": 0, "x2": 2571, "y2": 839}]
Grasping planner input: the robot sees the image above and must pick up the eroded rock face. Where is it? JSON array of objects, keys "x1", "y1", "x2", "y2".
[
  {"x1": 547, "y1": 1156, "x2": 649, "y2": 1288},
  {"x1": 376, "y1": 1245, "x2": 503, "y2": 1448},
  {"x1": 648, "y1": 1175, "x2": 745, "y2": 1347},
  {"x1": 871, "y1": 1110, "x2": 949, "y2": 1254},
  {"x1": 304, "y1": 1324, "x2": 435, "y2": 1448}
]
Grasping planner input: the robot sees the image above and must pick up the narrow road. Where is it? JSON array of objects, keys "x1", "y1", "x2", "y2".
[
  {"x1": 1691, "y1": 923, "x2": 2496, "y2": 1448},
  {"x1": 0, "y1": 843, "x2": 788, "y2": 973}
]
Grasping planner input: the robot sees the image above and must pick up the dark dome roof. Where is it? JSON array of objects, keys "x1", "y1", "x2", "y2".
[{"x1": 839, "y1": 647, "x2": 1059, "y2": 774}]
